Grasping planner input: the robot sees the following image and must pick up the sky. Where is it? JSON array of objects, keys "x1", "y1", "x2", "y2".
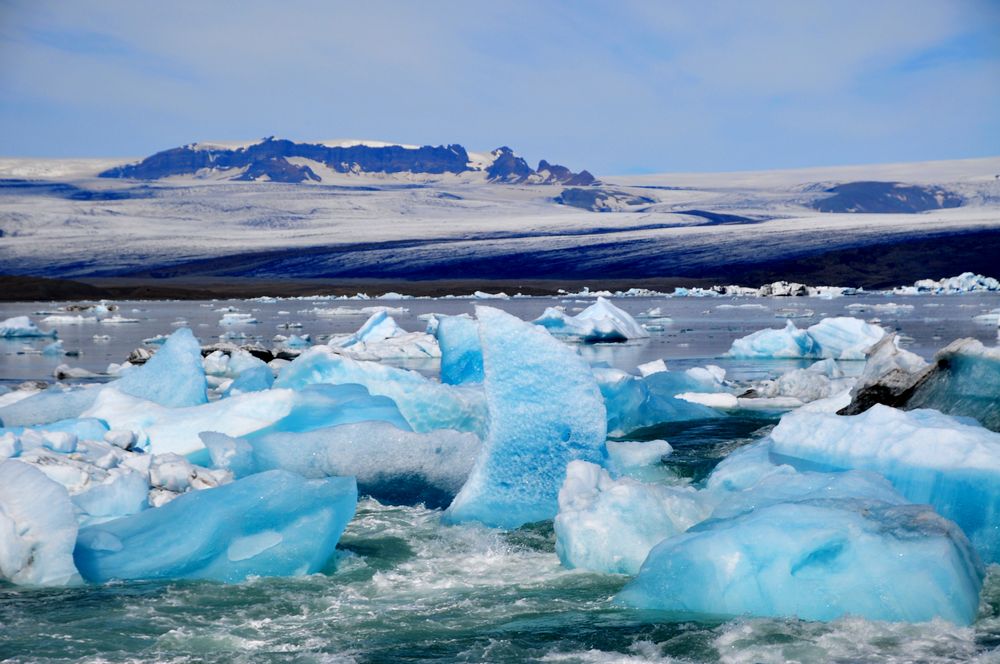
[{"x1": 0, "y1": 0, "x2": 998, "y2": 174}]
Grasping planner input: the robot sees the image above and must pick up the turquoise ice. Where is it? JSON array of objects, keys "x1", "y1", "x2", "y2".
[
  {"x1": 444, "y1": 306, "x2": 606, "y2": 528},
  {"x1": 73, "y1": 470, "x2": 357, "y2": 583}
]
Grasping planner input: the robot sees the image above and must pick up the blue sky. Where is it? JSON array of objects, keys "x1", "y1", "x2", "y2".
[{"x1": 0, "y1": 0, "x2": 998, "y2": 174}]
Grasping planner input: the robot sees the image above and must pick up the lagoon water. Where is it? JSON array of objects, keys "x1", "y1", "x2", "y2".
[{"x1": 2, "y1": 292, "x2": 999, "y2": 663}]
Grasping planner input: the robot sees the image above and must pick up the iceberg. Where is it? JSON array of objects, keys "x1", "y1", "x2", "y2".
[
  {"x1": 534, "y1": 297, "x2": 648, "y2": 342},
  {"x1": 445, "y1": 306, "x2": 606, "y2": 528},
  {"x1": 203, "y1": 421, "x2": 480, "y2": 508},
  {"x1": 727, "y1": 317, "x2": 885, "y2": 360},
  {"x1": 554, "y1": 461, "x2": 710, "y2": 574},
  {"x1": 0, "y1": 460, "x2": 81, "y2": 586},
  {"x1": 904, "y1": 339, "x2": 1000, "y2": 432},
  {"x1": 435, "y1": 314, "x2": 484, "y2": 384},
  {"x1": 0, "y1": 387, "x2": 101, "y2": 427},
  {"x1": 769, "y1": 405, "x2": 1000, "y2": 562},
  {"x1": 73, "y1": 470, "x2": 357, "y2": 583},
  {"x1": 83, "y1": 387, "x2": 299, "y2": 456},
  {"x1": 616, "y1": 497, "x2": 983, "y2": 625},
  {"x1": 115, "y1": 328, "x2": 208, "y2": 408},
  {"x1": 328, "y1": 311, "x2": 440, "y2": 360},
  {"x1": 275, "y1": 348, "x2": 487, "y2": 435},
  {"x1": 0, "y1": 315, "x2": 57, "y2": 339},
  {"x1": 597, "y1": 366, "x2": 724, "y2": 437},
  {"x1": 838, "y1": 334, "x2": 930, "y2": 415}
]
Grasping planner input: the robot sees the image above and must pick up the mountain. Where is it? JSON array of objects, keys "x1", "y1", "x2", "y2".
[{"x1": 99, "y1": 137, "x2": 598, "y2": 185}]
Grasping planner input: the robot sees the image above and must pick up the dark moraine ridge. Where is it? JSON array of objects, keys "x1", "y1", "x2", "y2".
[{"x1": 810, "y1": 181, "x2": 964, "y2": 213}]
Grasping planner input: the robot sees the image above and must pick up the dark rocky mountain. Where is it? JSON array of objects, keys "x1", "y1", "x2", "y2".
[
  {"x1": 99, "y1": 137, "x2": 596, "y2": 185},
  {"x1": 810, "y1": 181, "x2": 963, "y2": 213}
]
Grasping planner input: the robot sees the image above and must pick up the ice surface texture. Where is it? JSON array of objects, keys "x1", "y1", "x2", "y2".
[
  {"x1": 203, "y1": 422, "x2": 479, "y2": 508},
  {"x1": 616, "y1": 497, "x2": 983, "y2": 625},
  {"x1": 435, "y1": 314, "x2": 484, "y2": 384},
  {"x1": 445, "y1": 306, "x2": 606, "y2": 528},
  {"x1": 728, "y1": 317, "x2": 885, "y2": 360},
  {"x1": 276, "y1": 348, "x2": 486, "y2": 436},
  {"x1": 770, "y1": 404, "x2": 1000, "y2": 562},
  {"x1": 0, "y1": 460, "x2": 81, "y2": 586},
  {"x1": 74, "y1": 470, "x2": 357, "y2": 583}
]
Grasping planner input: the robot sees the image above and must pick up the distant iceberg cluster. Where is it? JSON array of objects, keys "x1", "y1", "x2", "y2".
[{"x1": 1, "y1": 290, "x2": 999, "y2": 631}]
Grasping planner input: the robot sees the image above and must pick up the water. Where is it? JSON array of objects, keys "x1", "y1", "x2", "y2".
[{"x1": 2, "y1": 292, "x2": 999, "y2": 662}]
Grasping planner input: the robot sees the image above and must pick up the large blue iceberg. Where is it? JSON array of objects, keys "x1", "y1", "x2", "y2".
[
  {"x1": 445, "y1": 306, "x2": 606, "y2": 528},
  {"x1": 596, "y1": 366, "x2": 724, "y2": 437},
  {"x1": 73, "y1": 470, "x2": 357, "y2": 583},
  {"x1": 769, "y1": 404, "x2": 1000, "y2": 562},
  {"x1": 616, "y1": 488, "x2": 983, "y2": 625}
]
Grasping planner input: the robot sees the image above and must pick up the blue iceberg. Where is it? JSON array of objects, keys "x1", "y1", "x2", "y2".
[
  {"x1": 727, "y1": 317, "x2": 885, "y2": 360},
  {"x1": 115, "y1": 328, "x2": 208, "y2": 408},
  {"x1": 769, "y1": 404, "x2": 1000, "y2": 562},
  {"x1": 203, "y1": 421, "x2": 480, "y2": 508},
  {"x1": 0, "y1": 315, "x2": 56, "y2": 339},
  {"x1": 73, "y1": 470, "x2": 357, "y2": 583},
  {"x1": 444, "y1": 306, "x2": 606, "y2": 528},
  {"x1": 275, "y1": 348, "x2": 486, "y2": 435},
  {"x1": 597, "y1": 367, "x2": 724, "y2": 437},
  {"x1": 534, "y1": 297, "x2": 648, "y2": 343},
  {"x1": 616, "y1": 497, "x2": 983, "y2": 625}
]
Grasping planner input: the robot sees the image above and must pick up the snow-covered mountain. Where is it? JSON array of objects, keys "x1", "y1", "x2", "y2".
[
  {"x1": 98, "y1": 137, "x2": 598, "y2": 186},
  {"x1": 0, "y1": 153, "x2": 998, "y2": 285}
]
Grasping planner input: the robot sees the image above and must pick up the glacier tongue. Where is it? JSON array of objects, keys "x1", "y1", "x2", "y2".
[{"x1": 444, "y1": 306, "x2": 606, "y2": 528}]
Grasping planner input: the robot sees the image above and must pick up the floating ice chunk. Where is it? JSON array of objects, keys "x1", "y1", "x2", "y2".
[
  {"x1": 276, "y1": 348, "x2": 486, "y2": 435},
  {"x1": 0, "y1": 460, "x2": 81, "y2": 586},
  {"x1": 115, "y1": 328, "x2": 207, "y2": 408},
  {"x1": 223, "y1": 364, "x2": 274, "y2": 396},
  {"x1": 0, "y1": 387, "x2": 101, "y2": 427},
  {"x1": 904, "y1": 272, "x2": 1000, "y2": 294},
  {"x1": 42, "y1": 340, "x2": 64, "y2": 356},
  {"x1": 445, "y1": 306, "x2": 606, "y2": 528},
  {"x1": 251, "y1": 383, "x2": 411, "y2": 436},
  {"x1": 637, "y1": 359, "x2": 667, "y2": 377},
  {"x1": 435, "y1": 314, "x2": 484, "y2": 384},
  {"x1": 73, "y1": 470, "x2": 357, "y2": 583},
  {"x1": 807, "y1": 317, "x2": 886, "y2": 360},
  {"x1": 604, "y1": 439, "x2": 673, "y2": 475},
  {"x1": 534, "y1": 297, "x2": 648, "y2": 342},
  {"x1": 727, "y1": 317, "x2": 885, "y2": 360},
  {"x1": 597, "y1": 367, "x2": 723, "y2": 437},
  {"x1": 769, "y1": 405, "x2": 1000, "y2": 562},
  {"x1": 616, "y1": 496, "x2": 983, "y2": 625},
  {"x1": 83, "y1": 387, "x2": 298, "y2": 456},
  {"x1": 727, "y1": 320, "x2": 817, "y2": 358},
  {"x1": 555, "y1": 461, "x2": 709, "y2": 574},
  {"x1": 328, "y1": 311, "x2": 440, "y2": 360},
  {"x1": 0, "y1": 315, "x2": 56, "y2": 338},
  {"x1": 839, "y1": 334, "x2": 931, "y2": 415},
  {"x1": 219, "y1": 312, "x2": 258, "y2": 326},
  {"x1": 204, "y1": 421, "x2": 480, "y2": 508},
  {"x1": 904, "y1": 339, "x2": 1000, "y2": 432}
]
